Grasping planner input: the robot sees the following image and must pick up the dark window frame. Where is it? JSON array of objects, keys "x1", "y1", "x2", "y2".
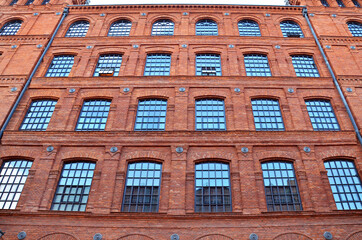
[
  {"x1": 305, "y1": 99, "x2": 340, "y2": 131},
  {"x1": 93, "y1": 54, "x2": 123, "y2": 77},
  {"x1": 45, "y1": 55, "x2": 75, "y2": 77},
  {"x1": 347, "y1": 21, "x2": 362, "y2": 37},
  {"x1": 195, "y1": 53, "x2": 222, "y2": 76},
  {"x1": 151, "y1": 19, "x2": 174, "y2": 36},
  {"x1": 195, "y1": 98, "x2": 226, "y2": 131},
  {"x1": 280, "y1": 20, "x2": 304, "y2": 38},
  {"x1": 134, "y1": 98, "x2": 167, "y2": 131},
  {"x1": 108, "y1": 19, "x2": 132, "y2": 36},
  {"x1": 244, "y1": 54, "x2": 272, "y2": 77},
  {"x1": 65, "y1": 20, "x2": 90, "y2": 38},
  {"x1": 0, "y1": 20, "x2": 22, "y2": 36},
  {"x1": 75, "y1": 99, "x2": 111, "y2": 131},
  {"x1": 291, "y1": 55, "x2": 320, "y2": 77},
  {"x1": 195, "y1": 19, "x2": 218, "y2": 36},
  {"x1": 144, "y1": 53, "x2": 171, "y2": 76},
  {"x1": 251, "y1": 98, "x2": 285, "y2": 131},
  {"x1": 238, "y1": 19, "x2": 262, "y2": 36}
]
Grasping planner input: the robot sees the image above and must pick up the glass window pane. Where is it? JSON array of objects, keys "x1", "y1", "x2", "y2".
[
  {"x1": 244, "y1": 54, "x2": 272, "y2": 77},
  {"x1": 292, "y1": 55, "x2": 320, "y2": 77},
  {"x1": 134, "y1": 99, "x2": 167, "y2": 131},
  {"x1": 305, "y1": 99, "x2": 340, "y2": 131},
  {"x1": 195, "y1": 99, "x2": 226, "y2": 131},
  {"x1": 108, "y1": 20, "x2": 132, "y2": 36},
  {"x1": 251, "y1": 99, "x2": 284, "y2": 131},
  {"x1": 0, "y1": 20, "x2": 22, "y2": 36},
  {"x1": 280, "y1": 20, "x2": 304, "y2": 38},
  {"x1": 195, "y1": 54, "x2": 222, "y2": 76},
  {"x1": 196, "y1": 19, "x2": 218, "y2": 36},
  {"x1": 93, "y1": 54, "x2": 122, "y2": 77},
  {"x1": 45, "y1": 55, "x2": 74, "y2": 77},
  {"x1": 348, "y1": 21, "x2": 362, "y2": 37},
  {"x1": 76, "y1": 99, "x2": 111, "y2": 131},
  {"x1": 20, "y1": 100, "x2": 57, "y2": 131},
  {"x1": 144, "y1": 54, "x2": 171, "y2": 76},
  {"x1": 65, "y1": 21, "x2": 89, "y2": 37},
  {"x1": 238, "y1": 20, "x2": 261, "y2": 36},
  {"x1": 151, "y1": 19, "x2": 174, "y2": 36}
]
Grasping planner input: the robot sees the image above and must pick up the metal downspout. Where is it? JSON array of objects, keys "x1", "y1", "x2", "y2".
[
  {"x1": 302, "y1": 8, "x2": 362, "y2": 146},
  {"x1": 0, "y1": 8, "x2": 69, "y2": 140}
]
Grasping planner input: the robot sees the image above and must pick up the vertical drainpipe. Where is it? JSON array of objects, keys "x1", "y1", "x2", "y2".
[
  {"x1": 302, "y1": 7, "x2": 362, "y2": 146},
  {"x1": 0, "y1": 8, "x2": 69, "y2": 140}
]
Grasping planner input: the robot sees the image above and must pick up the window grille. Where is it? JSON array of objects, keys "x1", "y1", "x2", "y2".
[
  {"x1": 93, "y1": 54, "x2": 122, "y2": 77},
  {"x1": 0, "y1": 20, "x2": 22, "y2": 36},
  {"x1": 324, "y1": 160, "x2": 362, "y2": 210},
  {"x1": 41, "y1": 0, "x2": 50, "y2": 5},
  {"x1": 122, "y1": 162, "x2": 162, "y2": 212},
  {"x1": 244, "y1": 54, "x2": 272, "y2": 76},
  {"x1": 347, "y1": 21, "x2": 362, "y2": 37},
  {"x1": 238, "y1": 20, "x2": 261, "y2": 36},
  {"x1": 336, "y1": 0, "x2": 345, "y2": 7},
  {"x1": 76, "y1": 99, "x2": 111, "y2": 131},
  {"x1": 262, "y1": 161, "x2": 303, "y2": 211},
  {"x1": 196, "y1": 54, "x2": 221, "y2": 76},
  {"x1": 196, "y1": 19, "x2": 218, "y2": 36},
  {"x1": 20, "y1": 99, "x2": 57, "y2": 131},
  {"x1": 144, "y1": 54, "x2": 171, "y2": 76},
  {"x1": 352, "y1": 0, "x2": 361, "y2": 7},
  {"x1": 65, "y1": 21, "x2": 89, "y2": 37},
  {"x1": 305, "y1": 99, "x2": 340, "y2": 131},
  {"x1": 195, "y1": 162, "x2": 231, "y2": 212},
  {"x1": 0, "y1": 160, "x2": 32, "y2": 210},
  {"x1": 251, "y1": 99, "x2": 285, "y2": 131},
  {"x1": 45, "y1": 55, "x2": 74, "y2": 77},
  {"x1": 108, "y1": 20, "x2": 132, "y2": 36},
  {"x1": 9, "y1": 0, "x2": 18, "y2": 5},
  {"x1": 135, "y1": 99, "x2": 167, "y2": 131},
  {"x1": 320, "y1": 0, "x2": 330, "y2": 6},
  {"x1": 195, "y1": 99, "x2": 226, "y2": 131},
  {"x1": 280, "y1": 20, "x2": 304, "y2": 38},
  {"x1": 291, "y1": 55, "x2": 320, "y2": 77},
  {"x1": 25, "y1": 0, "x2": 34, "y2": 5},
  {"x1": 151, "y1": 19, "x2": 174, "y2": 36},
  {"x1": 51, "y1": 162, "x2": 95, "y2": 211}
]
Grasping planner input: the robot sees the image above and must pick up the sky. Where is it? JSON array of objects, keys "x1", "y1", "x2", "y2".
[{"x1": 90, "y1": 0, "x2": 286, "y2": 6}]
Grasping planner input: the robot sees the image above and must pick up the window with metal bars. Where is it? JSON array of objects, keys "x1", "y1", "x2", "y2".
[
  {"x1": 238, "y1": 20, "x2": 261, "y2": 36},
  {"x1": 65, "y1": 21, "x2": 89, "y2": 37},
  {"x1": 25, "y1": 0, "x2": 34, "y2": 5},
  {"x1": 41, "y1": 0, "x2": 50, "y2": 5},
  {"x1": 0, "y1": 160, "x2": 32, "y2": 210},
  {"x1": 195, "y1": 54, "x2": 222, "y2": 76},
  {"x1": 20, "y1": 99, "x2": 57, "y2": 131},
  {"x1": 251, "y1": 99, "x2": 284, "y2": 131},
  {"x1": 244, "y1": 54, "x2": 272, "y2": 76},
  {"x1": 93, "y1": 54, "x2": 122, "y2": 77},
  {"x1": 108, "y1": 20, "x2": 132, "y2": 36},
  {"x1": 347, "y1": 21, "x2": 362, "y2": 37},
  {"x1": 195, "y1": 162, "x2": 231, "y2": 212},
  {"x1": 305, "y1": 99, "x2": 340, "y2": 131},
  {"x1": 75, "y1": 99, "x2": 111, "y2": 131},
  {"x1": 324, "y1": 160, "x2": 362, "y2": 210},
  {"x1": 135, "y1": 99, "x2": 167, "y2": 131},
  {"x1": 0, "y1": 20, "x2": 22, "y2": 36},
  {"x1": 291, "y1": 55, "x2": 320, "y2": 77},
  {"x1": 195, "y1": 99, "x2": 226, "y2": 131},
  {"x1": 9, "y1": 0, "x2": 18, "y2": 5},
  {"x1": 352, "y1": 0, "x2": 361, "y2": 7},
  {"x1": 122, "y1": 162, "x2": 162, "y2": 212},
  {"x1": 336, "y1": 0, "x2": 345, "y2": 7},
  {"x1": 261, "y1": 161, "x2": 303, "y2": 212},
  {"x1": 196, "y1": 19, "x2": 218, "y2": 36},
  {"x1": 151, "y1": 19, "x2": 174, "y2": 36},
  {"x1": 280, "y1": 20, "x2": 304, "y2": 38},
  {"x1": 45, "y1": 55, "x2": 74, "y2": 77},
  {"x1": 51, "y1": 162, "x2": 95, "y2": 211},
  {"x1": 144, "y1": 53, "x2": 171, "y2": 76},
  {"x1": 320, "y1": 0, "x2": 330, "y2": 6}
]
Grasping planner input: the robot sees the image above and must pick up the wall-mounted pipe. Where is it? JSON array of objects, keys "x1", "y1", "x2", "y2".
[
  {"x1": 0, "y1": 8, "x2": 69, "y2": 140},
  {"x1": 303, "y1": 8, "x2": 362, "y2": 146}
]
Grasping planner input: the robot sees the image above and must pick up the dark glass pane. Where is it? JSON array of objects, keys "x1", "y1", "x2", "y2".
[
  {"x1": 336, "y1": 0, "x2": 345, "y2": 7},
  {"x1": 352, "y1": 0, "x2": 361, "y2": 7},
  {"x1": 348, "y1": 21, "x2": 362, "y2": 37},
  {"x1": 42, "y1": 0, "x2": 50, "y2": 5},
  {"x1": 320, "y1": 0, "x2": 330, "y2": 6},
  {"x1": 9, "y1": 0, "x2": 18, "y2": 5},
  {"x1": 292, "y1": 55, "x2": 320, "y2": 77},
  {"x1": 25, "y1": 0, "x2": 34, "y2": 5}
]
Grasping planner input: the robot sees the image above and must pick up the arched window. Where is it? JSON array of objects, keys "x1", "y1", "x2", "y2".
[
  {"x1": 9, "y1": 0, "x2": 18, "y2": 5},
  {"x1": 251, "y1": 99, "x2": 284, "y2": 131},
  {"x1": 195, "y1": 99, "x2": 226, "y2": 131},
  {"x1": 108, "y1": 20, "x2": 132, "y2": 36},
  {"x1": 324, "y1": 160, "x2": 362, "y2": 210},
  {"x1": 244, "y1": 54, "x2": 272, "y2": 76},
  {"x1": 320, "y1": 0, "x2": 330, "y2": 6},
  {"x1": 20, "y1": 99, "x2": 57, "y2": 131},
  {"x1": 65, "y1": 20, "x2": 89, "y2": 37},
  {"x1": 135, "y1": 99, "x2": 167, "y2": 131},
  {"x1": 347, "y1": 21, "x2": 362, "y2": 37},
  {"x1": 196, "y1": 19, "x2": 218, "y2": 36},
  {"x1": 93, "y1": 54, "x2": 122, "y2": 77},
  {"x1": 0, "y1": 20, "x2": 22, "y2": 36},
  {"x1": 336, "y1": 0, "x2": 345, "y2": 7},
  {"x1": 195, "y1": 54, "x2": 222, "y2": 76},
  {"x1": 291, "y1": 55, "x2": 320, "y2": 77},
  {"x1": 305, "y1": 99, "x2": 340, "y2": 131},
  {"x1": 76, "y1": 99, "x2": 111, "y2": 131},
  {"x1": 51, "y1": 162, "x2": 96, "y2": 211},
  {"x1": 195, "y1": 162, "x2": 231, "y2": 212},
  {"x1": 144, "y1": 53, "x2": 171, "y2": 76},
  {"x1": 0, "y1": 160, "x2": 33, "y2": 209},
  {"x1": 238, "y1": 20, "x2": 261, "y2": 36},
  {"x1": 122, "y1": 162, "x2": 162, "y2": 212},
  {"x1": 45, "y1": 55, "x2": 74, "y2": 77},
  {"x1": 261, "y1": 161, "x2": 303, "y2": 211},
  {"x1": 25, "y1": 0, "x2": 34, "y2": 5},
  {"x1": 280, "y1": 20, "x2": 304, "y2": 38},
  {"x1": 151, "y1": 19, "x2": 174, "y2": 36}
]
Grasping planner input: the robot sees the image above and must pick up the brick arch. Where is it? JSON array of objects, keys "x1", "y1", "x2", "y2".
[
  {"x1": 37, "y1": 232, "x2": 79, "y2": 240},
  {"x1": 236, "y1": 16, "x2": 263, "y2": 26},
  {"x1": 117, "y1": 234, "x2": 154, "y2": 240},
  {"x1": 189, "y1": 151, "x2": 236, "y2": 162},
  {"x1": 195, "y1": 234, "x2": 233, "y2": 240},
  {"x1": 319, "y1": 149, "x2": 357, "y2": 160},
  {"x1": 346, "y1": 231, "x2": 362, "y2": 240},
  {"x1": 149, "y1": 15, "x2": 179, "y2": 25},
  {"x1": 0, "y1": 149, "x2": 37, "y2": 161},
  {"x1": 60, "y1": 151, "x2": 99, "y2": 162},
  {"x1": 122, "y1": 150, "x2": 168, "y2": 162},
  {"x1": 273, "y1": 233, "x2": 312, "y2": 240},
  {"x1": 191, "y1": 15, "x2": 222, "y2": 24},
  {"x1": 256, "y1": 151, "x2": 299, "y2": 162}
]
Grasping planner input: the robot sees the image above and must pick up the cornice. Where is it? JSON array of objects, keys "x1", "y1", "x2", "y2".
[
  {"x1": 0, "y1": 76, "x2": 27, "y2": 84},
  {"x1": 0, "y1": 35, "x2": 49, "y2": 43},
  {"x1": 338, "y1": 76, "x2": 362, "y2": 82},
  {"x1": 319, "y1": 36, "x2": 362, "y2": 44}
]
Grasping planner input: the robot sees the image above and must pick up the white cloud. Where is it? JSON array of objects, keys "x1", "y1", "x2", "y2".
[{"x1": 90, "y1": 0, "x2": 286, "y2": 6}]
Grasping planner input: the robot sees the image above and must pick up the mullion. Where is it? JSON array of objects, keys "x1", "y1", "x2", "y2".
[
  {"x1": 280, "y1": 20, "x2": 304, "y2": 38},
  {"x1": 65, "y1": 21, "x2": 89, "y2": 37},
  {"x1": 195, "y1": 99, "x2": 226, "y2": 131},
  {"x1": 252, "y1": 99, "x2": 284, "y2": 131},
  {"x1": 144, "y1": 54, "x2": 171, "y2": 76},
  {"x1": 76, "y1": 99, "x2": 111, "y2": 131}
]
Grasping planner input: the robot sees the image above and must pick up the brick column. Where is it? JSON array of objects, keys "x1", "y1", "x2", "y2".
[
  {"x1": 111, "y1": 90, "x2": 132, "y2": 131},
  {"x1": 110, "y1": 171, "x2": 126, "y2": 212},
  {"x1": 285, "y1": 88, "x2": 308, "y2": 130},
  {"x1": 232, "y1": 88, "x2": 248, "y2": 130}
]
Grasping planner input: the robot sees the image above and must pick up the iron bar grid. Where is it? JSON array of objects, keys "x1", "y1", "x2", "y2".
[
  {"x1": 45, "y1": 55, "x2": 74, "y2": 77},
  {"x1": 144, "y1": 54, "x2": 171, "y2": 76},
  {"x1": 0, "y1": 20, "x2": 22, "y2": 36},
  {"x1": 348, "y1": 21, "x2": 362, "y2": 36},
  {"x1": 195, "y1": 99, "x2": 226, "y2": 131},
  {"x1": 93, "y1": 54, "x2": 122, "y2": 76},
  {"x1": 151, "y1": 19, "x2": 174, "y2": 36},
  {"x1": 280, "y1": 20, "x2": 304, "y2": 38},
  {"x1": 251, "y1": 99, "x2": 285, "y2": 131},
  {"x1": 135, "y1": 99, "x2": 167, "y2": 131},
  {"x1": 108, "y1": 20, "x2": 132, "y2": 36},
  {"x1": 292, "y1": 55, "x2": 320, "y2": 77},
  {"x1": 244, "y1": 54, "x2": 272, "y2": 76},
  {"x1": 76, "y1": 99, "x2": 111, "y2": 131},
  {"x1": 20, "y1": 99, "x2": 57, "y2": 131},
  {"x1": 196, "y1": 54, "x2": 222, "y2": 76},
  {"x1": 196, "y1": 19, "x2": 218, "y2": 36},
  {"x1": 305, "y1": 99, "x2": 340, "y2": 131},
  {"x1": 238, "y1": 20, "x2": 261, "y2": 36},
  {"x1": 65, "y1": 21, "x2": 89, "y2": 37}
]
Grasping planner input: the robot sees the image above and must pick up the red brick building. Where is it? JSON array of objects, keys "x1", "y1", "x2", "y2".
[{"x1": 0, "y1": 0, "x2": 361, "y2": 239}]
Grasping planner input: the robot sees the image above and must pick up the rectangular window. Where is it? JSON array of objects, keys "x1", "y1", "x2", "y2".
[
  {"x1": 195, "y1": 99, "x2": 226, "y2": 131},
  {"x1": 244, "y1": 54, "x2": 272, "y2": 77},
  {"x1": 292, "y1": 55, "x2": 320, "y2": 77},
  {"x1": 122, "y1": 162, "x2": 162, "y2": 212},
  {"x1": 93, "y1": 54, "x2": 122, "y2": 77},
  {"x1": 51, "y1": 162, "x2": 95, "y2": 211},
  {"x1": 195, "y1": 162, "x2": 231, "y2": 212},
  {"x1": 135, "y1": 99, "x2": 167, "y2": 131},
  {"x1": 251, "y1": 99, "x2": 284, "y2": 131},
  {"x1": 305, "y1": 100, "x2": 340, "y2": 131},
  {"x1": 144, "y1": 54, "x2": 171, "y2": 76},
  {"x1": 20, "y1": 100, "x2": 57, "y2": 131},
  {"x1": 76, "y1": 100, "x2": 111, "y2": 131},
  {"x1": 0, "y1": 160, "x2": 32, "y2": 209},
  {"x1": 45, "y1": 55, "x2": 74, "y2": 77},
  {"x1": 196, "y1": 54, "x2": 221, "y2": 76},
  {"x1": 262, "y1": 162, "x2": 303, "y2": 211}
]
